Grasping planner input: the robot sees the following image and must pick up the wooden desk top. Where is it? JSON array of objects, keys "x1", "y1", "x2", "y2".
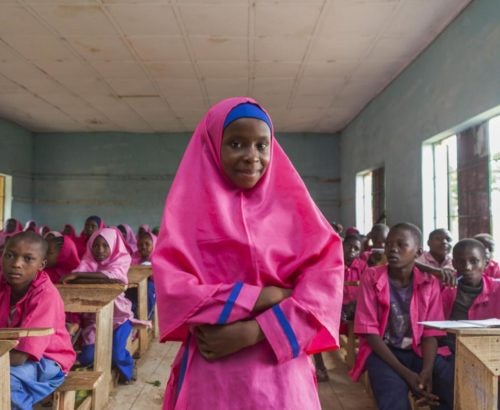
[
  {"x1": 0, "y1": 328, "x2": 54, "y2": 339},
  {"x1": 56, "y1": 283, "x2": 126, "y2": 312},
  {"x1": 0, "y1": 340, "x2": 18, "y2": 357},
  {"x1": 128, "y1": 265, "x2": 153, "y2": 285},
  {"x1": 447, "y1": 327, "x2": 500, "y2": 336}
]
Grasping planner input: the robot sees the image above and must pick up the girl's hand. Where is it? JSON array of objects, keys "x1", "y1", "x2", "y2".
[
  {"x1": 195, "y1": 320, "x2": 264, "y2": 361},
  {"x1": 254, "y1": 286, "x2": 292, "y2": 312}
]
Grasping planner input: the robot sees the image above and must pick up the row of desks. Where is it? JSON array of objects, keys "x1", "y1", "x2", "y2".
[{"x1": 0, "y1": 265, "x2": 154, "y2": 410}]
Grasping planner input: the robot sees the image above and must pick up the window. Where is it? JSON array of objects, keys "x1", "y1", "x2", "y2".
[
  {"x1": 424, "y1": 114, "x2": 499, "y2": 240},
  {"x1": 422, "y1": 135, "x2": 459, "y2": 240},
  {"x1": 489, "y1": 115, "x2": 500, "y2": 241},
  {"x1": 356, "y1": 166, "x2": 385, "y2": 234},
  {"x1": 0, "y1": 174, "x2": 13, "y2": 230}
]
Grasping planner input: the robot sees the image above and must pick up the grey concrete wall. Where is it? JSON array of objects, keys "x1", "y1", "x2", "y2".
[
  {"x1": 0, "y1": 119, "x2": 33, "y2": 222},
  {"x1": 339, "y1": 0, "x2": 500, "y2": 230},
  {"x1": 32, "y1": 131, "x2": 339, "y2": 232}
]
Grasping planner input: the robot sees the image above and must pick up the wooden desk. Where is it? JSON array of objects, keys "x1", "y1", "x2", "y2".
[
  {"x1": 56, "y1": 283, "x2": 125, "y2": 410},
  {"x1": 127, "y1": 266, "x2": 153, "y2": 356},
  {"x1": 448, "y1": 327, "x2": 500, "y2": 410},
  {"x1": 0, "y1": 328, "x2": 54, "y2": 410}
]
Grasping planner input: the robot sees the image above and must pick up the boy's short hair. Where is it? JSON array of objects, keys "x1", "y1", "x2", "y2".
[
  {"x1": 371, "y1": 223, "x2": 389, "y2": 233},
  {"x1": 453, "y1": 238, "x2": 486, "y2": 259},
  {"x1": 390, "y1": 223, "x2": 423, "y2": 247},
  {"x1": 6, "y1": 231, "x2": 48, "y2": 257},
  {"x1": 428, "y1": 228, "x2": 451, "y2": 240}
]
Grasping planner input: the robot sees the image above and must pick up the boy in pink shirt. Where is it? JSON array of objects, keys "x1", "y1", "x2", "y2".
[
  {"x1": 0, "y1": 232, "x2": 75, "y2": 409},
  {"x1": 474, "y1": 233, "x2": 500, "y2": 278},
  {"x1": 417, "y1": 228, "x2": 454, "y2": 270},
  {"x1": 350, "y1": 223, "x2": 453, "y2": 410},
  {"x1": 441, "y1": 239, "x2": 500, "y2": 351},
  {"x1": 342, "y1": 234, "x2": 367, "y2": 320}
]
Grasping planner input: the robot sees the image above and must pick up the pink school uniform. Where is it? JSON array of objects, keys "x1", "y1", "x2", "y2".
[
  {"x1": 75, "y1": 228, "x2": 138, "y2": 345},
  {"x1": 441, "y1": 274, "x2": 500, "y2": 319},
  {"x1": 417, "y1": 251, "x2": 453, "y2": 270},
  {"x1": 349, "y1": 265, "x2": 449, "y2": 381},
  {"x1": 152, "y1": 97, "x2": 344, "y2": 409},
  {"x1": 0, "y1": 271, "x2": 76, "y2": 373},
  {"x1": 484, "y1": 259, "x2": 500, "y2": 279},
  {"x1": 343, "y1": 257, "x2": 367, "y2": 305}
]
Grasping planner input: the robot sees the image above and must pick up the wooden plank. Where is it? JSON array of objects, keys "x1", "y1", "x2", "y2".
[
  {"x1": 0, "y1": 340, "x2": 18, "y2": 410},
  {"x1": 446, "y1": 328, "x2": 500, "y2": 336},
  {"x1": 57, "y1": 371, "x2": 103, "y2": 392},
  {"x1": 56, "y1": 284, "x2": 125, "y2": 313},
  {"x1": 0, "y1": 328, "x2": 54, "y2": 339},
  {"x1": 92, "y1": 301, "x2": 114, "y2": 410},
  {"x1": 137, "y1": 277, "x2": 150, "y2": 356},
  {"x1": 455, "y1": 336, "x2": 498, "y2": 409},
  {"x1": 128, "y1": 266, "x2": 153, "y2": 285}
]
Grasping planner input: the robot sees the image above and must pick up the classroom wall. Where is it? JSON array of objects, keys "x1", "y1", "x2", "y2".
[
  {"x1": 32, "y1": 131, "x2": 340, "y2": 231},
  {"x1": 0, "y1": 119, "x2": 33, "y2": 223},
  {"x1": 339, "y1": 0, "x2": 500, "y2": 230}
]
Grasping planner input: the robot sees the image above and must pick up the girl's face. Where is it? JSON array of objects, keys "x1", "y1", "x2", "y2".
[
  {"x1": 220, "y1": 118, "x2": 271, "y2": 190},
  {"x1": 84, "y1": 219, "x2": 99, "y2": 237},
  {"x1": 46, "y1": 239, "x2": 60, "y2": 268},
  {"x1": 63, "y1": 225, "x2": 72, "y2": 235},
  {"x1": 92, "y1": 235, "x2": 111, "y2": 262},
  {"x1": 138, "y1": 235, "x2": 154, "y2": 259}
]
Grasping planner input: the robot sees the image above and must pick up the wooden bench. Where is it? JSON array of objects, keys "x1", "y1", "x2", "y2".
[
  {"x1": 52, "y1": 371, "x2": 103, "y2": 410},
  {"x1": 0, "y1": 328, "x2": 54, "y2": 410},
  {"x1": 56, "y1": 284, "x2": 125, "y2": 410}
]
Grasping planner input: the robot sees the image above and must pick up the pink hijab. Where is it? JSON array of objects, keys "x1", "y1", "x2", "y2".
[
  {"x1": 118, "y1": 224, "x2": 138, "y2": 253},
  {"x1": 152, "y1": 97, "x2": 344, "y2": 353},
  {"x1": 132, "y1": 232, "x2": 157, "y2": 265},
  {"x1": 0, "y1": 219, "x2": 23, "y2": 246},
  {"x1": 75, "y1": 227, "x2": 131, "y2": 283}
]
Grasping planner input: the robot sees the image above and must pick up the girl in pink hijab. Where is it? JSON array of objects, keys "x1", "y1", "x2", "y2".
[
  {"x1": 0, "y1": 218, "x2": 23, "y2": 248},
  {"x1": 152, "y1": 97, "x2": 344, "y2": 409},
  {"x1": 63, "y1": 227, "x2": 137, "y2": 383},
  {"x1": 117, "y1": 224, "x2": 138, "y2": 254}
]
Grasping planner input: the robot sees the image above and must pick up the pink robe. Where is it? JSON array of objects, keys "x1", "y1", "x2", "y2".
[
  {"x1": 152, "y1": 97, "x2": 344, "y2": 409},
  {"x1": 74, "y1": 227, "x2": 135, "y2": 345}
]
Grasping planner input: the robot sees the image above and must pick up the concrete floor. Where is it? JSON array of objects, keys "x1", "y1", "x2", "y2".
[{"x1": 107, "y1": 339, "x2": 376, "y2": 410}]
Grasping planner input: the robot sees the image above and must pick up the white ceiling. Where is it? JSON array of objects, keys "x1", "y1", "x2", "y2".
[{"x1": 0, "y1": 0, "x2": 471, "y2": 133}]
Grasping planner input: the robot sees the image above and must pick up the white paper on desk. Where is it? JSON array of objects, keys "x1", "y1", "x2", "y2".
[{"x1": 419, "y1": 318, "x2": 500, "y2": 329}]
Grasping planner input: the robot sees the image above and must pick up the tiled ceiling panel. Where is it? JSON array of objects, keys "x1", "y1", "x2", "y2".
[{"x1": 0, "y1": 0, "x2": 472, "y2": 133}]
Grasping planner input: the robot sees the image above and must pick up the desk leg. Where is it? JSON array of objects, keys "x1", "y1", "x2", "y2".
[
  {"x1": 137, "y1": 279, "x2": 149, "y2": 356},
  {"x1": 455, "y1": 336, "x2": 499, "y2": 410},
  {"x1": 92, "y1": 301, "x2": 114, "y2": 410},
  {"x1": 1, "y1": 351, "x2": 11, "y2": 410}
]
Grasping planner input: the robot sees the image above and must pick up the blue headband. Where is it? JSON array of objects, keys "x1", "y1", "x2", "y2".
[{"x1": 223, "y1": 103, "x2": 272, "y2": 130}]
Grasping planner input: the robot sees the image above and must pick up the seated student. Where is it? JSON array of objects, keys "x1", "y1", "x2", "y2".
[
  {"x1": 0, "y1": 218, "x2": 23, "y2": 248},
  {"x1": 61, "y1": 224, "x2": 77, "y2": 241},
  {"x1": 23, "y1": 220, "x2": 37, "y2": 232},
  {"x1": 62, "y1": 228, "x2": 139, "y2": 384},
  {"x1": 314, "y1": 234, "x2": 367, "y2": 382},
  {"x1": 417, "y1": 229, "x2": 453, "y2": 270},
  {"x1": 441, "y1": 239, "x2": 500, "y2": 351},
  {"x1": 117, "y1": 224, "x2": 138, "y2": 255},
  {"x1": 474, "y1": 233, "x2": 500, "y2": 279},
  {"x1": 136, "y1": 224, "x2": 151, "y2": 240},
  {"x1": 0, "y1": 232, "x2": 76, "y2": 409},
  {"x1": 350, "y1": 223, "x2": 453, "y2": 410},
  {"x1": 45, "y1": 235, "x2": 81, "y2": 284},
  {"x1": 342, "y1": 234, "x2": 367, "y2": 321},
  {"x1": 361, "y1": 223, "x2": 389, "y2": 267},
  {"x1": 126, "y1": 232, "x2": 157, "y2": 319},
  {"x1": 74, "y1": 216, "x2": 105, "y2": 258}
]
